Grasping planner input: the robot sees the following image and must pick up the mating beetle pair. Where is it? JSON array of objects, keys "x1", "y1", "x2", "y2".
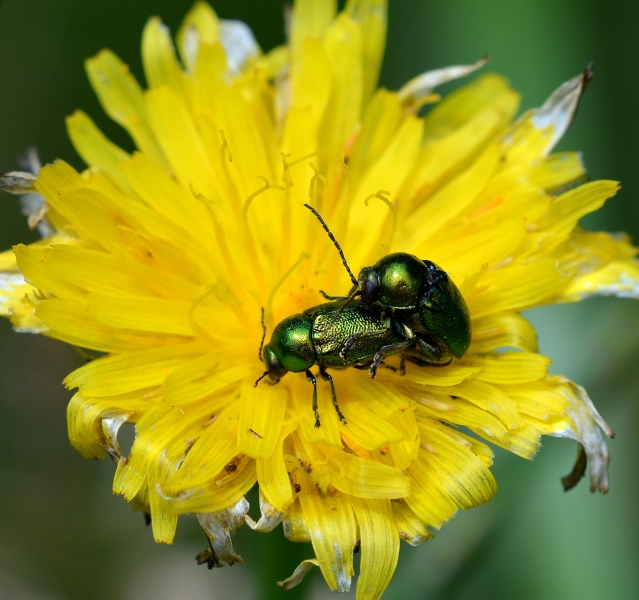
[{"x1": 256, "y1": 205, "x2": 471, "y2": 427}]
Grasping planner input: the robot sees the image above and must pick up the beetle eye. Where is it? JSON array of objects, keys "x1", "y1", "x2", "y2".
[
  {"x1": 422, "y1": 260, "x2": 438, "y2": 286},
  {"x1": 263, "y1": 346, "x2": 288, "y2": 381},
  {"x1": 359, "y1": 267, "x2": 380, "y2": 303},
  {"x1": 363, "y1": 278, "x2": 377, "y2": 301}
]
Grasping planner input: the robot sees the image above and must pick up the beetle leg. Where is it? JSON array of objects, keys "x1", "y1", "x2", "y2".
[
  {"x1": 352, "y1": 362, "x2": 373, "y2": 370},
  {"x1": 394, "y1": 322, "x2": 412, "y2": 376},
  {"x1": 353, "y1": 361, "x2": 395, "y2": 371},
  {"x1": 305, "y1": 369, "x2": 321, "y2": 428},
  {"x1": 320, "y1": 284, "x2": 357, "y2": 301},
  {"x1": 413, "y1": 335, "x2": 453, "y2": 365},
  {"x1": 319, "y1": 367, "x2": 347, "y2": 425},
  {"x1": 319, "y1": 290, "x2": 349, "y2": 301},
  {"x1": 370, "y1": 340, "x2": 413, "y2": 379},
  {"x1": 339, "y1": 329, "x2": 380, "y2": 360},
  {"x1": 340, "y1": 334, "x2": 359, "y2": 359}
]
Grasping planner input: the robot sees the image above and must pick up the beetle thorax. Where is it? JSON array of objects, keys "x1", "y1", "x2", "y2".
[
  {"x1": 268, "y1": 313, "x2": 315, "y2": 373},
  {"x1": 376, "y1": 253, "x2": 426, "y2": 308}
]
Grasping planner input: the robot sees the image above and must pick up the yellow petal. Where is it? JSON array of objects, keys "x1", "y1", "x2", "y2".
[
  {"x1": 348, "y1": 89, "x2": 402, "y2": 182},
  {"x1": 321, "y1": 14, "x2": 363, "y2": 160},
  {"x1": 339, "y1": 400, "x2": 404, "y2": 450},
  {"x1": 402, "y1": 100, "x2": 517, "y2": 212},
  {"x1": 290, "y1": 431, "x2": 330, "y2": 493},
  {"x1": 351, "y1": 497, "x2": 399, "y2": 600},
  {"x1": 191, "y1": 41, "x2": 227, "y2": 110},
  {"x1": 380, "y1": 363, "x2": 479, "y2": 387},
  {"x1": 498, "y1": 422, "x2": 542, "y2": 459},
  {"x1": 406, "y1": 452, "x2": 457, "y2": 529},
  {"x1": 468, "y1": 260, "x2": 569, "y2": 318},
  {"x1": 289, "y1": 39, "x2": 332, "y2": 134},
  {"x1": 421, "y1": 73, "x2": 518, "y2": 138},
  {"x1": 145, "y1": 86, "x2": 218, "y2": 197},
  {"x1": 433, "y1": 218, "x2": 526, "y2": 280},
  {"x1": 392, "y1": 499, "x2": 432, "y2": 546},
  {"x1": 85, "y1": 50, "x2": 167, "y2": 167},
  {"x1": 162, "y1": 350, "x2": 249, "y2": 405},
  {"x1": 387, "y1": 409, "x2": 420, "y2": 470},
  {"x1": 148, "y1": 444, "x2": 181, "y2": 543},
  {"x1": 176, "y1": 1, "x2": 220, "y2": 70},
  {"x1": 256, "y1": 422, "x2": 296, "y2": 511},
  {"x1": 66, "y1": 110, "x2": 131, "y2": 192},
  {"x1": 345, "y1": 0, "x2": 387, "y2": 105},
  {"x1": 416, "y1": 394, "x2": 509, "y2": 442},
  {"x1": 349, "y1": 115, "x2": 424, "y2": 263},
  {"x1": 43, "y1": 186, "x2": 137, "y2": 253},
  {"x1": 66, "y1": 391, "x2": 147, "y2": 459},
  {"x1": 327, "y1": 451, "x2": 410, "y2": 498},
  {"x1": 18, "y1": 243, "x2": 154, "y2": 300},
  {"x1": 88, "y1": 292, "x2": 193, "y2": 336},
  {"x1": 168, "y1": 402, "x2": 239, "y2": 488},
  {"x1": 530, "y1": 151, "x2": 586, "y2": 194},
  {"x1": 14, "y1": 244, "x2": 84, "y2": 303},
  {"x1": 120, "y1": 152, "x2": 214, "y2": 243},
  {"x1": 142, "y1": 18, "x2": 187, "y2": 97},
  {"x1": 471, "y1": 312, "x2": 538, "y2": 353},
  {"x1": 238, "y1": 377, "x2": 287, "y2": 458},
  {"x1": 408, "y1": 422, "x2": 496, "y2": 527},
  {"x1": 65, "y1": 341, "x2": 206, "y2": 396},
  {"x1": 563, "y1": 258, "x2": 639, "y2": 301},
  {"x1": 37, "y1": 298, "x2": 158, "y2": 353},
  {"x1": 290, "y1": 0, "x2": 337, "y2": 58},
  {"x1": 282, "y1": 498, "x2": 311, "y2": 543},
  {"x1": 212, "y1": 85, "x2": 277, "y2": 196},
  {"x1": 533, "y1": 180, "x2": 620, "y2": 251},
  {"x1": 423, "y1": 378, "x2": 522, "y2": 430},
  {"x1": 297, "y1": 484, "x2": 356, "y2": 592},
  {"x1": 401, "y1": 143, "x2": 501, "y2": 252},
  {"x1": 66, "y1": 393, "x2": 108, "y2": 459},
  {"x1": 463, "y1": 351, "x2": 550, "y2": 384},
  {"x1": 167, "y1": 460, "x2": 256, "y2": 513},
  {"x1": 116, "y1": 397, "x2": 237, "y2": 502}
]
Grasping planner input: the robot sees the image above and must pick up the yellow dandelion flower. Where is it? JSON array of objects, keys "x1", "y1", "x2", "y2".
[{"x1": 1, "y1": 0, "x2": 637, "y2": 597}]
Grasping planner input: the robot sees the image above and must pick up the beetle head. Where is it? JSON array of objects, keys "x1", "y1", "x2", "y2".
[
  {"x1": 262, "y1": 344, "x2": 289, "y2": 381},
  {"x1": 358, "y1": 266, "x2": 380, "y2": 303}
]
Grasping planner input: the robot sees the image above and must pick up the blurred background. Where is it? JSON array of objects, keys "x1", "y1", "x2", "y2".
[{"x1": 1, "y1": 0, "x2": 638, "y2": 598}]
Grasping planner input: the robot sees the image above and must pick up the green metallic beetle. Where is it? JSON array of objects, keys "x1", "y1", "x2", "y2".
[
  {"x1": 304, "y1": 204, "x2": 471, "y2": 361},
  {"x1": 255, "y1": 205, "x2": 472, "y2": 427},
  {"x1": 257, "y1": 299, "x2": 452, "y2": 427}
]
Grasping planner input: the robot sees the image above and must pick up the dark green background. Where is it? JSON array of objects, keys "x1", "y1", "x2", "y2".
[{"x1": 1, "y1": 1, "x2": 638, "y2": 598}]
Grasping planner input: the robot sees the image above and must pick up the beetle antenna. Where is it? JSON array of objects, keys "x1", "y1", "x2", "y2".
[
  {"x1": 258, "y1": 307, "x2": 266, "y2": 361},
  {"x1": 254, "y1": 371, "x2": 269, "y2": 387},
  {"x1": 303, "y1": 203, "x2": 358, "y2": 287}
]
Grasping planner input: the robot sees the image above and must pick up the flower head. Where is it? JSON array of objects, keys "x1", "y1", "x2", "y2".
[{"x1": 1, "y1": 0, "x2": 638, "y2": 597}]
